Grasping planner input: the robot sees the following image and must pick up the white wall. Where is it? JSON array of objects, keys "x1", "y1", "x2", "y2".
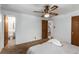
[
  {"x1": 0, "y1": 5, "x2": 3, "y2": 49},
  {"x1": 0, "y1": 5, "x2": 1, "y2": 48},
  {"x1": 53, "y1": 10, "x2": 79, "y2": 43},
  {"x1": 1, "y1": 9, "x2": 42, "y2": 45}
]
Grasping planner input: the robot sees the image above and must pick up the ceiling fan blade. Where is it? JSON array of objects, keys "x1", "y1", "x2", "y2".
[
  {"x1": 41, "y1": 15, "x2": 44, "y2": 17},
  {"x1": 43, "y1": 5, "x2": 50, "y2": 13},
  {"x1": 50, "y1": 5, "x2": 58, "y2": 11},
  {"x1": 33, "y1": 11, "x2": 44, "y2": 13},
  {"x1": 50, "y1": 13, "x2": 58, "y2": 16}
]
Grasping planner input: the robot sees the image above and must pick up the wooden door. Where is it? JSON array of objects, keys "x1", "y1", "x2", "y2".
[
  {"x1": 42, "y1": 20, "x2": 48, "y2": 39},
  {"x1": 4, "y1": 16, "x2": 8, "y2": 48},
  {"x1": 71, "y1": 16, "x2": 79, "y2": 46}
]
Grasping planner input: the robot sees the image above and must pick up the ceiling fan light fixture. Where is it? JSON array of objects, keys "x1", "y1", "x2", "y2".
[{"x1": 44, "y1": 13, "x2": 50, "y2": 18}]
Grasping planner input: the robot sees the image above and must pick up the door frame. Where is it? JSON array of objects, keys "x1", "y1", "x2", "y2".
[{"x1": 4, "y1": 15, "x2": 8, "y2": 48}]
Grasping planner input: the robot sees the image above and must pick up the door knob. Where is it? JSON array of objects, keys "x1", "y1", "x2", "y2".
[{"x1": 72, "y1": 32, "x2": 74, "y2": 34}]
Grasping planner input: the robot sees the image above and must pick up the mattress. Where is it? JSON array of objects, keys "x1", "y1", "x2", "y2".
[{"x1": 27, "y1": 41, "x2": 79, "y2": 54}]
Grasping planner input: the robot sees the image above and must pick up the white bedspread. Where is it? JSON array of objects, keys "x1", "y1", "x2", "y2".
[{"x1": 27, "y1": 41, "x2": 79, "y2": 54}]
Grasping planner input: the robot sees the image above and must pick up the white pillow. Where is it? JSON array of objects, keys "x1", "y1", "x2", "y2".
[{"x1": 48, "y1": 39, "x2": 63, "y2": 47}]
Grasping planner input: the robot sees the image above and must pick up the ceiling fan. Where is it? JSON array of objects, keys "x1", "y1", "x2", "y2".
[{"x1": 33, "y1": 5, "x2": 58, "y2": 18}]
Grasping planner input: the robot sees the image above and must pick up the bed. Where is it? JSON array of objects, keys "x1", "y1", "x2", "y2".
[{"x1": 27, "y1": 39, "x2": 79, "y2": 54}]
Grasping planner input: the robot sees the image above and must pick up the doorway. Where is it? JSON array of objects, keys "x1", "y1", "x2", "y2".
[
  {"x1": 4, "y1": 15, "x2": 16, "y2": 48},
  {"x1": 71, "y1": 16, "x2": 79, "y2": 46},
  {"x1": 42, "y1": 20, "x2": 48, "y2": 39}
]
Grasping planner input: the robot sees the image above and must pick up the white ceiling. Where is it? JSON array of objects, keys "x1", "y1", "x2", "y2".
[{"x1": 1, "y1": 4, "x2": 79, "y2": 16}]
